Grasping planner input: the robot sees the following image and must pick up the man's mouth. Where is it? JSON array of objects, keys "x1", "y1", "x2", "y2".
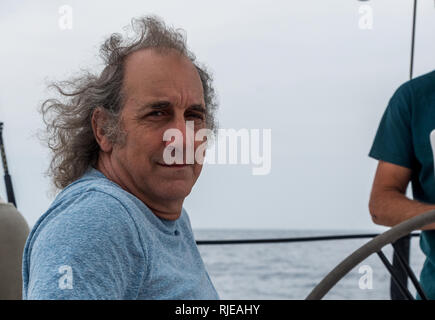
[{"x1": 157, "y1": 162, "x2": 190, "y2": 168}]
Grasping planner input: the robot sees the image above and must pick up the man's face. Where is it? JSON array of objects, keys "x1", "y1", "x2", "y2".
[{"x1": 108, "y1": 49, "x2": 207, "y2": 207}]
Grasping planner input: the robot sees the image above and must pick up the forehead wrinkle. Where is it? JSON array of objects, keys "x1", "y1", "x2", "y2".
[
  {"x1": 123, "y1": 60, "x2": 205, "y2": 111},
  {"x1": 143, "y1": 83, "x2": 204, "y2": 109}
]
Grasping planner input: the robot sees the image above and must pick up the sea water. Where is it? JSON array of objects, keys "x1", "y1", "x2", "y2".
[{"x1": 194, "y1": 229, "x2": 426, "y2": 300}]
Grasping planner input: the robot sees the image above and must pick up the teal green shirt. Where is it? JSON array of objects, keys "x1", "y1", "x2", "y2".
[{"x1": 369, "y1": 70, "x2": 435, "y2": 299}]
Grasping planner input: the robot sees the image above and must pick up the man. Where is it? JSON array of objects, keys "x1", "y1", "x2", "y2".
[
  {"x1": 369, "y1": 70, "x2": 435, "y2": 299},
  {"x1": 22, "y1": 16, "x2": 219, "y2": 299}
]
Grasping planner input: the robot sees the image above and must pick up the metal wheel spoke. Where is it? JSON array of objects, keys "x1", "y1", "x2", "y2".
[{"x1": 376, "y1": 250, "x2": 414, "y2": 300}]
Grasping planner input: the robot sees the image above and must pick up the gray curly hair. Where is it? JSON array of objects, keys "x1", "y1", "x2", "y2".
[{"x1": 40, "y1": 15, "x2": 218, "y2": 190}]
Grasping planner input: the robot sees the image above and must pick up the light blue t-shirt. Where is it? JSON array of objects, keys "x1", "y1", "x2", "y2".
[{"x1": 22, "y1": 168, "x2": 219, "y2": 300}]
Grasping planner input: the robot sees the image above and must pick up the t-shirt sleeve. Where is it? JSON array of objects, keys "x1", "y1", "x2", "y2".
[
  {"x1": 25, "y1": 191, "x2": 147, "y2": 300},
  {"x1": 369, "y1": 82, "x2": 415, "y2": 169}
]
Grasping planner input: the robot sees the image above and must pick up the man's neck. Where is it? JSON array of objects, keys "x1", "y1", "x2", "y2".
[{"x1": 95, "y1": 155, "x2": 183, "y2": 221}]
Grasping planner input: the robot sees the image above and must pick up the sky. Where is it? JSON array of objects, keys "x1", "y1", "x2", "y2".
[{"x1": 1, "y1": 0, "x2": 435, "y2": 231}]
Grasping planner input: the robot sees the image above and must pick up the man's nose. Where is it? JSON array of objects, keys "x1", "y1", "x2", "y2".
[{"x1": 164, "y1": 116, "x2": 195, "y2": 150}]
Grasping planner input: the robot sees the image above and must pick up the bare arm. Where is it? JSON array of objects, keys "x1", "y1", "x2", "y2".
[{"x1": 369, "y1": 160, "x2": 435, "y2": 230}]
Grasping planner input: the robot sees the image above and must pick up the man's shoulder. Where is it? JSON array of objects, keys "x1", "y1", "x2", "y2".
[
  {"x1": 29, "y1": 170, "x2": 141, "y2": 248},
  {"x1": 382, "y1": 70, "x2": 435, "y2": 117},
  {"x1": 53, "y1": 188, "x2": 131, "y2": 223},
  {"x1": 56, "y1": 167, "x2": 129, "y2": 204},
  {"x1": 409, "y1": 69, "x2": 435, "y2": 86},
  {"x1": 30, "y1": 191, "x2": 134, "y2": 247},
  {"x1": 22, "y1": 172, "x2": 148, "y2": 300},
  {"x1": 397, "y1": 70, "x2": 435, "y2": 99},
  {"x1": 24, "y1": 181, "x2": 145, "y2": 275},
  {"x1": 52, "y1": 168, "x2": 143, "y2": 219}
]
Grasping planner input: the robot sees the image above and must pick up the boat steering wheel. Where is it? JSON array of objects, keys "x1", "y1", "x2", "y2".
[{"x1": 305, "y1": 209, "x2": 435, "y2": 300}]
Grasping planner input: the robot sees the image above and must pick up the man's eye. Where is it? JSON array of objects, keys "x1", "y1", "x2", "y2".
[
  {"x1": 186, "y1": 113, "x2": 204, "y2": 120},
  {"x1": 148, "y1": 111, "x2": 165, "y2": 117}
]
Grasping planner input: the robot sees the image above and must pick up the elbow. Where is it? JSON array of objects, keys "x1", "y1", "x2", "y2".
[
  {"x1": 368, "y1": 200, "x2": 381, "y2": 225},
  {"x1": 368, "y1": 197, "x2": 388, "y2": 226}
]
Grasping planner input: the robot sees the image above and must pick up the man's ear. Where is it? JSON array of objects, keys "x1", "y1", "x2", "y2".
[{"x1": 91, "y1": 107, "x2": 113, "y2": 153}]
